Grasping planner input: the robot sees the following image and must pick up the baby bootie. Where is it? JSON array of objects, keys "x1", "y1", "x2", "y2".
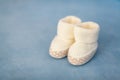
[
  {"x1": 49, "y1": 16, "x2": 81, "y2": 58},
  {"x1": 68, "y1": 22, "x2": 100, "y2": 65}
]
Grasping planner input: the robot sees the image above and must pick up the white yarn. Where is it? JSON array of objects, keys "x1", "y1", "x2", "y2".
[
  {"x1": 50, "y1": 16, "x2": 81, "y2": 51},
  {"x1": 68, "y1": 22, "x2": 100, "y2": 58}
]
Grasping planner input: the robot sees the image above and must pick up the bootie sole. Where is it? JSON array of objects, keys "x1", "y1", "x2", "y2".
[
  {"x1": 68, "y1": 52, "x2": 95, "y2": 65},
  {"x1": 49, "y1": 48, "x2": 69, "y2": 58}
]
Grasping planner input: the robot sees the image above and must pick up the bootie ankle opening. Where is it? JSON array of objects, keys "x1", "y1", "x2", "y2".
[
  {"x1": 77, "y1": 22, "x2": 99, "y2": 30},
  {"x1": 62, "y1": 16, "x2": 81, "y2": 24}
]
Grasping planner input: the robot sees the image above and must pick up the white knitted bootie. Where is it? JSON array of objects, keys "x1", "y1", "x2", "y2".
[
  {"x1": 68, "y1": 22, "x2": 100, "y2": 65},
  {"x1": 49, "y1": 16, "x2": 81, "y2": 58}
]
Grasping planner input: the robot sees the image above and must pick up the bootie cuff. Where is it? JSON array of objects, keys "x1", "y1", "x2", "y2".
[
  {"x1": 74, "y1": 22, "x2": 100, "y2": 43},
  {"x1": 57, "y1": 16, "x2": 81, "y2": 40}
]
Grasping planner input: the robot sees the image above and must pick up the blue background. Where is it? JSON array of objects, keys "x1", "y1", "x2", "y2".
[{"x1": 0, "y1": 0, "x2": 120, "y2": 80}]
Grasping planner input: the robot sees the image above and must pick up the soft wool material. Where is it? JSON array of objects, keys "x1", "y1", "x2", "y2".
[
  {"x1": 49, "y1": 16, "x2": 81, "y2": 58},
  {"x1": 68, "y1": 22, "x2": 100, "y2": 65}
]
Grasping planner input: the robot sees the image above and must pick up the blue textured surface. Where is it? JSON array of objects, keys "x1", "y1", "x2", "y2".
[{"x1": 0, "y1": 0, "x2": 120, "y2": 80}]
